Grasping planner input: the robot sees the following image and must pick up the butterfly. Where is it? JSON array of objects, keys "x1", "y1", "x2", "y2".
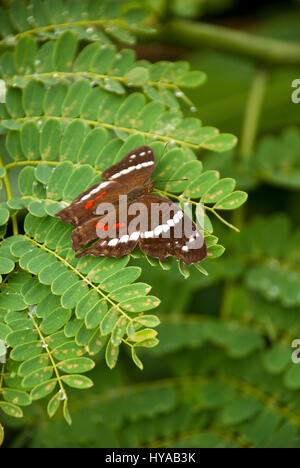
[{"x1": 55, "y1": 146, "x2": 207, "y2": 265}]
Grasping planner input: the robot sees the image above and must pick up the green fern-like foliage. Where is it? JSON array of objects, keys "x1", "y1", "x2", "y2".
[
  {"x1": 15, "y1": 213, "x2": 300, "y2": 448},
  {"x1": 0, "y1": 0, "x2": 249, "y2": 434}
]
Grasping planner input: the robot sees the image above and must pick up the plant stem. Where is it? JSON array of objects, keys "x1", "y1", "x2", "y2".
[
  {"x1": 239, "y1": 66, "x2": 269, "y2": 161},
  {"x1": 0, "y1": 153, "x2": 18, "y2": 235},
  {"x1": 220, "y1": 281, "x2": 235, "y2": 319},
  {"x1": 154, "y1": 19, "x2": 300, "y2": 66},
  {"x1": 29, "y1": 313, "x2": 68, "y2": 402},
  {"x1": 155, "y1": 188, "x2": 240, "y2": 232}
]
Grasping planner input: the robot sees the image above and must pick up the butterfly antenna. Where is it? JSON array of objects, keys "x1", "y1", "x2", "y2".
[{"x1": 155, "y1": 141, "x2": 170, "y2": 170}]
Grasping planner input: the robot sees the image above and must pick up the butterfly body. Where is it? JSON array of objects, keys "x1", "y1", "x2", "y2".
[{"x1": 55, "y1": 146, "x2": 207, "y2": 265}]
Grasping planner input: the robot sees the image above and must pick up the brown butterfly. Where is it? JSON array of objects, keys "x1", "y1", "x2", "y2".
[{"x1": 55, "y1": 146, "x2": 207, "y2": 265}]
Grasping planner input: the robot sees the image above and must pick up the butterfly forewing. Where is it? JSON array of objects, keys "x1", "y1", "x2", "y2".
[
  {"x1": 55, "y1": 180, "x2": 128, "y2": 226},
  {"x1": 101, "y1": 146, "x2": 155, "y2": 188}
]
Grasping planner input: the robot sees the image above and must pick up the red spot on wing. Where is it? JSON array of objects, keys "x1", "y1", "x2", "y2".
[
  {"x1": 95, "y1": 222, "x2": 127, "y2": 231},
  {"x1": 84, "y1": 200, "x2": 94, "y2": 210},
  {"x1": 84, "y1": 191, "x2": 107, "y2": 210},
  {"x1": 96, "y1": 191, "x2": 107, "y2": 199}
]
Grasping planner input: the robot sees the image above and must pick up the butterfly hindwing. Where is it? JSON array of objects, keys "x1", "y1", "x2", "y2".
[
  {"x1": 74, "y1": 200, "x2": 144, "y2": 257},
  {"x1": 138, "y1": 195, "x2": 207, "y2": 265}
]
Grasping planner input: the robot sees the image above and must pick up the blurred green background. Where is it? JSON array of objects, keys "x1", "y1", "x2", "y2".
[{"x1": 2, "y1": 0, "x2": 300, "y2": 448}]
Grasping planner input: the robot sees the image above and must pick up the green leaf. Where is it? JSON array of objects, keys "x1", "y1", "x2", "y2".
[
  {"x1": 263, "y1": 344, "x2": 291, "y2": 375},
  {"x1": 40, "y1": 119, "x2": 62, "y2": 160},
  {"x1": 207, "y1": 244, "x2": 225, "y2": 259},
  {"x1": 77, "y1": 128, "x2": 108, "y2": 165},
  {"x1": 100, "y1": 308, "x2": 119, "y2": 336},
  {"x1": 23, "y1": 80, "x2": 46, "y2": 117},
  {"x1": 220, "y1": 397, "x2": 262, "y2": 425},
  {"x1": 0, "y1": 209, "x2": 9, "y2": 226},
  {"x1": 21, "y1": 122, "x2": 40, "y2": 160},
  {"x1": 31, "y1": 379, "x2": 57, "y2": 401},
  {"x1": 105, "y1": 339, "x2": 119, "y2": 369},
  {"x1": 61, "y1": 375, "x2": 93, "y2": 389},
  {"x1": 47, "y1": 391, "x2": 61, "y2": 418},
  {"x1": 57, "y1": 357, "x2": 95, "y2": 374},
  {"x1": 63, "y1": 165, "x2": 95, "y2": 201},
  {"x1": 59, "y1": 120, "x2": 86, "y2": 162},
  {"x1": 63, "y1": 400, "x2": 72, "y2": 426},
  {"x1": 53, "y1": 31, "x2": 78, "y2": 71},
  {"x1": 53, "y1": 345, "x2": 82, "y2": 365},
  {"x1": 133, "y1": 315, "x2": 160, "y2": 327},
  {"x1": 47, "y1": 161, "x2": 74, "y2": 200},
  {"x1": 62, "y1": 79, "x2": 91, "y2": 117},
  {"x1": 10, "y1": 0, "x2": 31, "y2": 32},
  {"x1": 85, "y1": 299, "x2": 108, "y2": 330},
  {"x1": 6, "y1": 87, "x2": 24, "y2": 118},
  {"x1": 124, "y1": 67, "x2": 150, "y2": 86},
  {"x1": 203, "y1": 134, "x2": 238, "y2": 152},
  {"x1": 214, "y1": 191, "x2": 248, "y2": 210},
  {"x1": 14, "y1": 36, "x2": 37, "y2": 75},
  {"x1": 1, "y1": 388, "x2": 31, "y2": 406},
  {"x1": 131, "y1": 347, "x2": 143, "y2": 370},
  {"x1": 18, "y1": 354, "x2": 50, "y2": 376},
  {"x1": 121, "y1": 296, "x2": 161, "y2": 313},
  {"x1": 87, "y1": 330, "x2": 108, "y2": 356},
  {"x1": 44, "y1": 83, "x2": 68, "y2": 116},
  {"x1": 22, "y1": 366, "x2": 54, "y2": 389},
  {"x1": 10, "y1": 342, "x2": 43, "y2": 361},
  {"x1": 0, "y1": 401, "x2": 23, "y2": 419},
  {"x1": 41, "y1": 308, "x2": 72, "y2": 335},
  {"x1": 175, "y1": 70, "x2": 206, "y2": 88},
  {"x1": 114, "y1": 92, "x2": 145, "y2": 127},
  {"x1": 201, "y1": 178, "x2": 236, "y2": 204},
  {"x1": 100, "y1": 267, "x2": 141, "y2": 292},
  {"x1": 133, "y1": 328, "x2": 158, "y2": 342},
  {"x1": 284, "y1": 365, "x2": 300, "y2": 390},
  {"x1": 185, "y1": 170, "x2": 220, "y2": 199},
  {"x1": 0, "y1": 323, "x2": 12, "y2": 340},
  {"x1": 109, "y1": 283, "x2": 151, "y2": 302},
  {"x1": 111, "y1": 316, "x2": 128, "y2": 346},
  {"x1": 0, "y1": 292, "x2": 26, "y2": 311}
]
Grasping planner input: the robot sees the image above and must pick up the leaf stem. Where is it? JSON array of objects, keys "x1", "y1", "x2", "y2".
[
  {"x1": 0, "y1": 18, "x2": 130, "y2": 47},
  {"x1": 0, "y1": 364, "x2": 5, "y2": 391},
  {"x1": 28, "y1": 312, "x2": 67, "y2": 402},
  {"x1": 0, "y1": 152, "x2": 18, "y2": 235},
  {"x1": 239, "y1": 66, "x2": 269, "y2": 161},
  {"x1": 0, "y1": 116, "x2": 208, "y2": 150},
  {"x1": 153, "y1": 19, "x2": 300, "y2": 66},
  {"x1": 205, "y1": 206, "x2": 239, "y2": 232},
  {"x1": 155, "y1": 188, "x2": 240, "y2": 232},
  {"x1": 5, "y1": 160, "x2": 102, "y2": 175},
  {"x1": 9, "y1": 71, "x2": 193, "y2": 104}
]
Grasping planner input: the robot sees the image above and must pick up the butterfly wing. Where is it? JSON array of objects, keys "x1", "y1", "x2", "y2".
[
  {"x1": 138, "y1": 194, "x2": 207, "y2": 265},
  {"x1": 74, "y1": 200, "x2": 145, "y2": 258},
  {"x1": 55, "y1": 180, "x2": 128, "y2": 227},
  {"x1": 74, "y1": 194, "x2": 206, "y2": 265},
  {"x1": 101, "y1": 146, "x2": 155, "y2": 188},
  {"x1": 55, "y1": 146, "x2": 155, "y2": 226}
]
